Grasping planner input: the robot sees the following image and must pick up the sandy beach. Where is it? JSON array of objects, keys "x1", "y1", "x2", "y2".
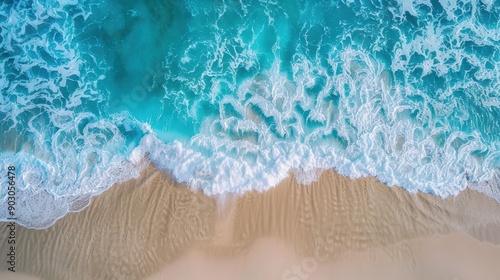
[{"x1": 1, "y1": 165, "x2": 500, "y2": 279}]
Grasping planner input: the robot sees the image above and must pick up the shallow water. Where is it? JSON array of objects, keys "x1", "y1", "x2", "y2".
[{"x1": 0, "y1": 0, "x2": 499, "y2": 228}]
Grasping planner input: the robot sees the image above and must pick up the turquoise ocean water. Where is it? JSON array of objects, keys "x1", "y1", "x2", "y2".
[{"x1": 1, "y1": 0, "x2": 499, "y2": 228}]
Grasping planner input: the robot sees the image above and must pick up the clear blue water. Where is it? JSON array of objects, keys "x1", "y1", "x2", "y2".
[{"x1": 1, "y1": 0, "x2": 499, "y2": 228}]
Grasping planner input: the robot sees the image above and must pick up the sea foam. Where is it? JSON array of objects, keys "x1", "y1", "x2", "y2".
[{"x1": 1, "y1": 0, "x2": 499, "y2": 228}]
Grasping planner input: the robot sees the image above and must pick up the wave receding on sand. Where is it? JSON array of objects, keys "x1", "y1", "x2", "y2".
[{"x1": 1, "y1": 165, "x2": 500, "y2": 279}]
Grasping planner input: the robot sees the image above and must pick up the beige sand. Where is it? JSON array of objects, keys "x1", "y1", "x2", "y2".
[
  {"x1": 1, "y1": 166, "x2": 500, "y2": 280},
  {"x1": 0, "y1": 272, "x2": 39, "y2": 280},
  {"x1": 148, "y1": 233, "x2": 500, "y2": 280}
]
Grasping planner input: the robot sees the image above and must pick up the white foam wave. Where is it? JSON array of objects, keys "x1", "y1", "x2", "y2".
[
  {"x1": 144, "y1": 0, "x2": 499, "y2": 201},
  {"x1": 0, "y1": 0, "x2": 149, "y2": 228},
  {"x1": 148, "y1": 44, "x2": 500, "y2": 200},
  {"x1": 1, "y1": 0, "x2": 499, "y2": 229}
]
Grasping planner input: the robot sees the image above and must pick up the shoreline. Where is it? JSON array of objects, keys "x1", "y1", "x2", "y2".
[
  {"x1": 4, "y1": 154, "x2": 499, "y2": 231},
  {"x1": 1, "y1": 164, "x2": 500, "y2": 279}
]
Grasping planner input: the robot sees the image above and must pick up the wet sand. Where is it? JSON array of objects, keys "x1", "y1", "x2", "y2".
[
  {"x1": 1, "y1": 165, "x2": 500, "y2": 279},
  {"x1": 147, "y1": 233, "x2": 500, "y2": 280},
  {"x1": 0, "y1": 272, "x2": 39, "y2": 280}
]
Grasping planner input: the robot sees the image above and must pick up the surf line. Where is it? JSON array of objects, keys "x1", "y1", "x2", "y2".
[{"x1": 6, "y1": 165, "x2": 17, "y2": 273}]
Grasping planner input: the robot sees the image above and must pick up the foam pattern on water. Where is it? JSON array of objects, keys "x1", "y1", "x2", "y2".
[
  {"x1": 1, "y1": 0, "x2": 499, "y2": 228},
  {"x1": 0, "y1": 0, "x2": 147, "y2": 228},
  {"x1": 143, "y1": 0, "x2": 500, "y2": 195}
]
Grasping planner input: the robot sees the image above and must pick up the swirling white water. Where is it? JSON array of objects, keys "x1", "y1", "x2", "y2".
[{"x1": 1, "y1": 0, "x2": 499, "y2": 228}]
